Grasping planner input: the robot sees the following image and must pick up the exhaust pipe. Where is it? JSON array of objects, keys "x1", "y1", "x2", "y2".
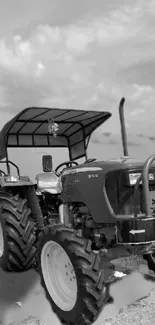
[{"x1": 119, "y1": 97, "x2": 129, "y2": 157}]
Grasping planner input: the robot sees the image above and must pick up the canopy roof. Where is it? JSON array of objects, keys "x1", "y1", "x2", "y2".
[{"x1": 0, "y1": 107, "x2": 111, "y2": 160}]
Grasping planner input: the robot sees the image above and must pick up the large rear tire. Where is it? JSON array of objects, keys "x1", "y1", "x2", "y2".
[
  {"x1": 0, "y1": 191, "x2": 37, "y2": 271},
  {"x1": 37, "y1": 226, "x2": 111, "y2": 325}
]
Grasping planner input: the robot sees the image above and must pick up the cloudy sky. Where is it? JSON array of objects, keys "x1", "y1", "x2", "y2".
[{"x1": 0, "y1": 0, "x2": 155, "y2": 139}]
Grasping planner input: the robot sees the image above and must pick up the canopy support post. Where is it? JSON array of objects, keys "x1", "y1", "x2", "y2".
[{"x1": 6, "y1": 148, "x2": 10, "y2": 175}]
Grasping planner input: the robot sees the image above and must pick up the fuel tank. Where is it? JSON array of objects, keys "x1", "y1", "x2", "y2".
[{"x1": 36, "y1": 172, "x2": 62, "y2": 194}]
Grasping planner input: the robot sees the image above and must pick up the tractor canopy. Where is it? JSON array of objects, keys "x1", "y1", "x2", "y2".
[{"x1": 0, "y1": 107, "x2": 111, "y2": 161}]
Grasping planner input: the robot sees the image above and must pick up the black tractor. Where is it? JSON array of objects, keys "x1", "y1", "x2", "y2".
[{"x1": 0, "y1": 98, "x2": 155, "y2": 325}]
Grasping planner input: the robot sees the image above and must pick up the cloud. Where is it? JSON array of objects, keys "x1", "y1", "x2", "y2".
[
  {"x1": 129, "y1": 109, "x2": 145, "y2": 117},
  {"x1": 128, "y1": 141, "x2": 140, "y2": 147},
  {"x1": 0, "y1": 38, "x2": 33, "y2": 73},
  {"x1": 0, "y1": 0, "x2": 155, "y2": 141},
  {"x1": 91, "y1": 131, "x2": 142, "y2": 146},
  {"x1": 91, "y1": 133, "x2": 119, "y2": 145},
  {"x1": 0, "y1": 85, "x2": 9, "y2": 107},
  {"x1": 148, "y1": 136, "x2": 155, "y2": 141},
  {"x1": 102, "y1": 132, "x2": 111, "y2": 137},
  {"x1": 0, "y1": 21, "x2": 98, "y2": 111},
  {"x1": 130, "y1": 84, "x2": 153, "y2": 101},
  {"x1": 65, "y1": 25, "x2": 94, "y2": 54}
]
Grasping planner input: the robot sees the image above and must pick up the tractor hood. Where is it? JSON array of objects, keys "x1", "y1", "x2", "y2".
[
  {"x1": 87, "y1": 157, "x2": 154, "y2": 172},
  {"x1": 66, "y1": 157, "x2": 155, "y2": 175}
]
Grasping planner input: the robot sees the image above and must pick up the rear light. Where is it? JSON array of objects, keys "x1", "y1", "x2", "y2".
[
  {"x1": 5, "y1": 176, "x2": 18, "y2": 183},
  {"x1": 129, "y1": 173, "x2": 154, "y2": 185}
]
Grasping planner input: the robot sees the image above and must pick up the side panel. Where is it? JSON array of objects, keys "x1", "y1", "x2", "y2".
[{"x1": 61, "y1": 170, "x2": 116, "y2": 224}]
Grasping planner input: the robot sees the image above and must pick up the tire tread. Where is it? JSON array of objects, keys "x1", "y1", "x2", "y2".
[
  {"x1": 38, "y1": 226, "x2": 111, "y2": 325},
  {"x1": 0, "y1": 191, "x2": 37, "y2": 271}
]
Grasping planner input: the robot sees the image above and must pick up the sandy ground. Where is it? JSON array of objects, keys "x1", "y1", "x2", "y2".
[{"x1": 1, "y1": 259, "x2": 155, "y2": 325}]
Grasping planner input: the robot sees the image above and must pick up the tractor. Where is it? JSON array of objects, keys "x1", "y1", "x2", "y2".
[{"x1": 0, "y1": 98, "x2": 155, "y2": 325}]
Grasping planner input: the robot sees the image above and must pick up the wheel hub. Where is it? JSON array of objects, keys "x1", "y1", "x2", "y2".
[
  {"x1": 41, "y1": 240, "x2": 78, "y2": 311},
  {"x1": 0, "y1": 220, "x2": 4, "y2": 258}
]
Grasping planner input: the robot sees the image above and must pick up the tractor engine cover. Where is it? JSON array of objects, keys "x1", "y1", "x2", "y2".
[{"x1": 116, "y1": 217, "x2": 155, "y2": 244}]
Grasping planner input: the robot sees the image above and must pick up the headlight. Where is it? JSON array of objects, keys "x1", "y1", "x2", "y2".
[
  {"x1": 5, "y1": 176, "x2": 18, "y2": 183},
  {"x1": 129, "y1": 173, "x2": 154, "y2": 185}
]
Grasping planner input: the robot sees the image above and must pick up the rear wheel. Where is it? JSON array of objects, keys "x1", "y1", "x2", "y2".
[
  {"x1": 37, "y1": 226, "x2": 111, "y2": 325},
  {"x1": 0, "y1": 191, "x2": 37, "y2": 271},
  {"x1": 0, "y1": 219, "x2": 4, "y2": 258}
]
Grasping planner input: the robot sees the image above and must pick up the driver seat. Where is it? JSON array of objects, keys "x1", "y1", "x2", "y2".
[{"x1": 35, "y1": 172, "x2": 62, "y2": 194}]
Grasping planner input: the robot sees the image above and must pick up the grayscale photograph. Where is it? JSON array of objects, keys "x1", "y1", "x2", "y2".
[{"x1": 0, "y1": 1, "x2": 155, "y2": 325}]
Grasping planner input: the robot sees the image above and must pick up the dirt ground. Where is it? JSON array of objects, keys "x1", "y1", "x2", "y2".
[{"x1": 1, "y1": 258, "x2": 155, "y2": 325}]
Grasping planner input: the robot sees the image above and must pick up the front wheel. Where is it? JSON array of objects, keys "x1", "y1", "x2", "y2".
[{"x1": 37, "y1": 226, "x2": 110, "y2": 325}]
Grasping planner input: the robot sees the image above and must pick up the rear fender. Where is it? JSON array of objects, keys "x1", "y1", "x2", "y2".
[
  {"x1": 0, "y1": 178, "x2": 44, "y2": 229},
  {"x1": 0, "y1": 176, "x2": 34, "y2": 188}
]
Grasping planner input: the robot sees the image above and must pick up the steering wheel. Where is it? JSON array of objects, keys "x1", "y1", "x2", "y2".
[
  {"x1": 55, "y1": 161, "x2": 78, "y2": 174},
  {"x1": 85, "y1": 158, "x2": 96, "y2": 163},
  {"x1": 0, "y1": 170, "x2": 6, "y2": 176}
]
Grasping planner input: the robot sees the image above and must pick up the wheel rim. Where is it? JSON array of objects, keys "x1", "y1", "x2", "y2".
[
  {"x1": 0, "y1": 220, "x2": 4, "y2": 258},
  {"x1": 41, "y1": 240, "x2": 78, "y2": 311}
]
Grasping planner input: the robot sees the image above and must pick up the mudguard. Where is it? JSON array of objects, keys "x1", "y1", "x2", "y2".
[{"x1": 0, "y1": 176, "x2": 34, "y2": 188}]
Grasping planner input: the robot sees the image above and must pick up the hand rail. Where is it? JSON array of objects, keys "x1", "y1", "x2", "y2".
[
  {"x1": 0, "y1": 160, "x2": 20, "y2": 176},
  {"x1": 133, "y1": 154, "x2": 155, "y2": 218},
  {"x1": 142, "y1": 155, "x2": 155, "y2": 217},
  {"x1": 133, "y1": 174, "x2": 142, "y2": 217}
]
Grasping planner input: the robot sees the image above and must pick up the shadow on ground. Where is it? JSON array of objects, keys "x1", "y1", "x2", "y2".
[
  {"x1": 0, "y1": 268, "x2": 39, "y2": 325},
  {"x1": 0, "y1": 268, "x2": 59, "y2": 325},
  {"x1": 1, "y1": 265, "x2": 155, "y2": 325}
]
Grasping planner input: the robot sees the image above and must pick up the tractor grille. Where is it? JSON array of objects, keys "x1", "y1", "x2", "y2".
[
  {"x1": 105, "y1": 169, "x2": 155, "y2": 218},
  {"x1": 148, "y1": 186, "x2": 155, "y2": 217},
  {"x1": 117, "y1": 184, "x2": 155, "y2": 218}
]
